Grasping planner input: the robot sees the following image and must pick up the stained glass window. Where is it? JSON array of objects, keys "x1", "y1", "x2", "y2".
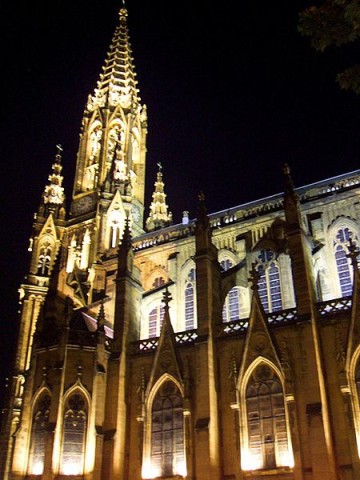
[
  {"x1": 184, "y1": 268, "x2": 196, "y2": 330},
  {"x1": 29, "y1": 394, "x2": 51, "y2": 475},
  {"x1": 334, "y1": 227, "x2": 357, "y2": 297},
  {"x1": 61, "y1": 394, "x2": 87, "y2": 476},
  {"x1": 256, "y1": 251, "x2": 282, "y2": 313},
  {"x1": 151, "y1": 381, "x2": 185, "y2": 477},
  {"x1": 246, "y1": 365, "x2": 289, "y2": 470},
  {"x1": 149, "y1": 305, "x2": 165, "y2": 338}
]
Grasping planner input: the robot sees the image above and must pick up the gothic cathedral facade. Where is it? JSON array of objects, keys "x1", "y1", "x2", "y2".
[{"x1": 1, "y1": 6, "x2": 360, "y2": 480}]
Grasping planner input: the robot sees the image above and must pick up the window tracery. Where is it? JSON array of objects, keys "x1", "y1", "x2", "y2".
[
  {"x1": 243, "y1": 364, "x2": 291, "y2": 470},
  {"x1": 333, "y1": 226, "x2": 358, "y2": 296},
  {"x1": 150, "y1": 381, "x2": 185, "y2": 477},
  {"x1": 148, "y1": 304, "x2": 165, "y2": 338},
  {"x1": 61, "y1": 393, "x2": 88, "y2": 476},
  {"x1": 256, "y1": 250, "x2": 282, "y2": 313},
  {"x1": 152, "y1": 277, "x2": 165, "y2": 289},
  {"x1": 184, "y1": 268, "x2": 196, "y2": 330},
  {"x1": 28, "y1": 394, "x2": 51, "y2": 475}
]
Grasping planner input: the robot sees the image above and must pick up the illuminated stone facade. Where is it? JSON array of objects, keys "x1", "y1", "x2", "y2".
[{"x1": 1, "y1": 6, "x2": 360, "y2": 480}]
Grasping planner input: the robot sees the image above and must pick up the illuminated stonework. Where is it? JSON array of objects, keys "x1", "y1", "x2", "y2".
[{"x1": 1, "y1": 5, "x2": 360, "y2": 480}]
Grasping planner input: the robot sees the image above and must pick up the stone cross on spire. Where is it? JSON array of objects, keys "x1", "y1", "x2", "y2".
[{"x1": 162, "y1": 286, "x2": 172, "y2": 313}]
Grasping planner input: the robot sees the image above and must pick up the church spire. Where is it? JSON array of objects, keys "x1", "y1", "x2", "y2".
[
  {"x1": 145, "y1": 163, "x2": 172, "y2": 231},
  {"x1": 87, "y1": 7, "x2": 141, "y2": 113},
  {"x1": 40, "y1": 144, "x2": 66, "y2": 218}
]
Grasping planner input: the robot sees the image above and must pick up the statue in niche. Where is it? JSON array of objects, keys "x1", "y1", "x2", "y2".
[
  {"x1": 88, "y1": 127, "x2": 102, "y2": 164},
  {"x1": 38, "y1": 244, "x2": 52, "y2": 276}
]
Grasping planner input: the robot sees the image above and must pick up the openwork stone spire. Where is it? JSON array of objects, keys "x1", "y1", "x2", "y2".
[
  {"x1": 87, "y1": 7, "x2": 141, "y2": 112},
  {"x1": 145, "y1": 163, "x2": 172, "y2": 231}
]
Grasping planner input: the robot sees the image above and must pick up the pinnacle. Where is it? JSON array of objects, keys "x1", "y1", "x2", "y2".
[{"x1": 87, "y1": 5, "x2": 140, "y2": 111}]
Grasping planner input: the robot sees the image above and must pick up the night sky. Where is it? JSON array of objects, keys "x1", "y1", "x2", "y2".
[{"x1": 1, "y1": 1, "x2": 359, "y2": 408}]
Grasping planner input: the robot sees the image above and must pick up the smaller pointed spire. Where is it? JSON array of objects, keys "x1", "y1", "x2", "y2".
[
  {"x1": 248, "y1": 262, "x2": 260, "y2": 291},
  {"x1": 145, "y1": 163, "x2": 172, "y2": 231},
  {"x1": 282, "y1": 163, "x2": 301, "y2": 229},
  {"x1": 162, "y1": 286, "x2": 173, "y2": 316},
  {"x1": 347, "y1": 238, "x2": 359, "y2": 271},
  {"x1": 87, "y1": 5, "x2": 140, "y2": 112},
  {"x1": 196, "y1": 191, "x2": 209, "y2": 227},
  {"x1": 117, "y1": 217, "x2": 133, "y2": 278},
  {"x1": 97, "y1": 299, "x2": 106, "y2": 332},
  {"x1": 43, "y1": 145, "x2": 65, "y2": 205}
]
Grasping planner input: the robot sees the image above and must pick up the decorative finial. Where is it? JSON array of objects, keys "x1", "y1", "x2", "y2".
[
  {"x1": 55, "y1": 144, "x2": 63, "y2": 162},
  {"x1": 347, "y1": 238, "x2": 359, "y2": 270},
  {"x1": 162, "y1": 286, "x2": 172, "y2": 312},
  {"x1": 157, "y1": 162, "x2": 163, "y2": 172},
  {"x1": 119, "y1": 3, "x2": 128, "y2": 18},
  {"x1": 97, "y1": 298, "x2": 106, "y2": 332},
  {"x1": 248, "y1": 262, "x2": 260, "y2": 291},
  {"x1": 283, "y1": 163, "x2": 295, "y2": 191},
  {"x1": 198, "y1": 191, "x2": 205, "y2": 202}
]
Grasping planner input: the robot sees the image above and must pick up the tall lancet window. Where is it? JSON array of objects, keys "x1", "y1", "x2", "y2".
[
  {"x1": 256, "y1": 250, "x2": 282, "y2": 313},
  {"x1": 148, "y1": 304, "x2": 165, "y2": 338},
  {"x1": 184, "y1": 268, "x2": 196, "y2": 330},
  {"x1": 243, "y1": 364, "x2": 292, "y2": 471},
  {"x1": 151, "y1": 381, "x2": 185, "y2": 477},
  {"x1": 220, "y1": 258, "x2": 249, "y2": 322},
  {"x1": 28, "y1": 394, "x2": 51, "y2": 475},
  {"x1": 61, "y1": 393, "x2": 88, "y2": 476},
  {"x1": 334, "y1": 227, "x2": 358, "y2": 296}
]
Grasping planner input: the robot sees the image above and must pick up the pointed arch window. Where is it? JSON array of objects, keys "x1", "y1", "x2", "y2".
[
  {"x1": 333, "y1": 227, "x2": 358, "y2": 297},
  {"x1": 149, "y1": 305, "x2": 165, "y2": 338},
  {"x1": 256, "y1": 250, "x2": 282, "y2": 313},
  {"x1": 61, "y1": 393, "x2": 88, "y2": 476},
  {"x1": 222, "y1": 287, "x2": 249, "y2": 322},
  {"x1": 28, "y1": 394, "x2": 51, "y2": 475},
  {"x1": 184, "y1": 268, "x2": 196, "y2": 330},
  {"x1": 150, "y1": 381, "x2": 185, "y2": 477},
  {"x1": 243, "y1": 364, "x2": 292, "y2": 470}
]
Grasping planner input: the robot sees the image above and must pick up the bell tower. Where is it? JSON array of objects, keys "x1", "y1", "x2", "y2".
[{"x1": 68, "y1": 7, "x2": 147, "y2": 263}]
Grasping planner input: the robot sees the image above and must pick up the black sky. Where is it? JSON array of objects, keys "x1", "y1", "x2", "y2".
[{"x1": 1, "y1": 0, "x2": 359, "y2": 407}]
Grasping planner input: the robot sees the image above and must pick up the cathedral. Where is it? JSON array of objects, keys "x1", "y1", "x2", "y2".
[{"x1": 1, "y1": 6, "x2": 360, "y2": 480}]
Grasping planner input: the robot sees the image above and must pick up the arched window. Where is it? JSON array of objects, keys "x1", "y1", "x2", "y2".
[
  {"x1": 151, "y1": 381, "x2": 185, "y2": 477},
  {"x1": 244, "y1": 364, "x2": 291, "y2": 471},
  {"x1": 61, "y1": 393, "x2": 88, "y2": 476},
  {"x1": 149, "y1": 305, "x2": 165, "y2": 338},
  {"x1": 184, "y1": 268, "x2": 196, "y2": 330},
  {"x1": 223, "y1": 287, "x2": 249, "y2": 322},
  {"x1": 256, "y1": 250, "x2": 282, "y2": 313},
  {"x1": 333, "y1": 227, "x2": 358, "y2": 296},
  {"x1": 28, "y1": 394, "x2": 51, "y2": 475}
]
